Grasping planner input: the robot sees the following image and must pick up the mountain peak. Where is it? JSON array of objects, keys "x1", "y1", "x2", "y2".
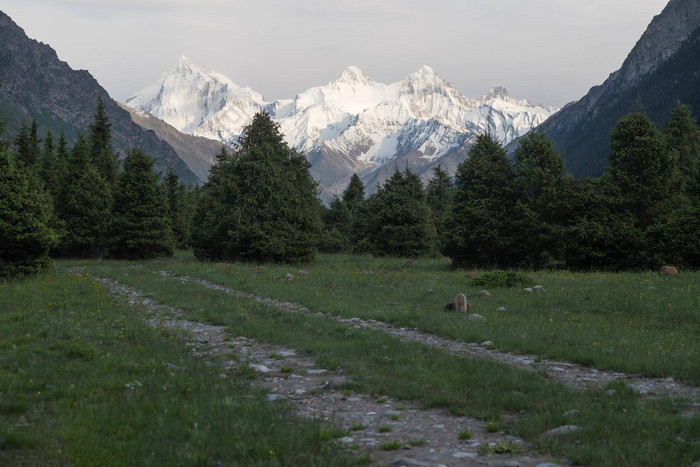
[
  {"x1": 482, "y1": 86, "x2": 509, "y2": 101},
  {"x1": 336, "y1": 65, "x2": 374, "y2": 85}
]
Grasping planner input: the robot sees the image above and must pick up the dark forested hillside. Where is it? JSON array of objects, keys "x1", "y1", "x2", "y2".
[{"x1": 0, "y1": 11, "x2": 199, "y2": 185}]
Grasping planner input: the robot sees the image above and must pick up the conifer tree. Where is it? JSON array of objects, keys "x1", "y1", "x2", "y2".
[
  {"x1": 0, "y1": 129, "x2": 57, "y2": 279},
  {"x1": 342, "y1": 173, "x2": 365, "y2": 212},
  {"x1": 192, "y1": 113, "x2": 321, "y2": 264},
  {"x1": 39, "y1": 130, "x2": 60, "y2": 198},
  {"x1": 663, "y1": 102, "x2": 700, "y2": 197},
  {"x1": 365, "y1": 169, "x2": 438, "y2": 257},
  {"x1": 107, "y1": 149, "x2": 174, "y2": 259},
  {"x1": 164, "y1": 165, "x2": 189, "y2": 248},
  {"x1": 426, "y1": 165, "x2": 452, "y2": 251},
  {"x1": 605, "y1": 112, "x2": 674, "y2": 229},
  {"x1": 89, "y1": 97, "x2": 118, "y2": 187},
  {"x1": 14, "y1": 119, "x2": 41, "y2": 169},
  {"x1": 513, "y1": 131, "x2": 566, "y2": 267},
  {"x1": 319, "y1": 196, "x2": 351, "y2": 252},
  {"x1": 56, "y1": 134, "x2": 112, "y2": 258},
  {"x1": 444, "y1": 133, "x2": 521, "y2": 267}
]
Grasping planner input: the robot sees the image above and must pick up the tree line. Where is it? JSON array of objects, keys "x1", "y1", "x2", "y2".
[
  {"x1": 1, "y1": 96, "x2": 193, "y2": 279},
  {"x1": 2, "y1": 101, "x2": 698, "y2": 281},
  {"x1": 320, "y1": 103, "x2": 699, "y2": 270}
]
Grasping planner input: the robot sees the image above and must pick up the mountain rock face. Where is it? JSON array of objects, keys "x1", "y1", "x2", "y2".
[
  {"x1": 119, "y1": 103, "x2": 223, "y2": 182},
  {"x1": 127, "y1": 58, "x2": 557, "y2": 195},
  {"x1": 0, "y1": 11, "x2": 200, "y2": 185},
  {"x1": 524, "y1": 0, "x2": 700, "y2": 177}
]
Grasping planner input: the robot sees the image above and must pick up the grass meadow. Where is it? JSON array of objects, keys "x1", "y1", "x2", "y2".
[{"x1": 1, "y1": 252, "x2": 698, "y2": 466}]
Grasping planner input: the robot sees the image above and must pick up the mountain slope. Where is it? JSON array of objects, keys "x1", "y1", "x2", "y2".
[
  {"x1": 126, "y1": 58, "x2": 557, "y2": 195},
  {"x1": 526, "y1": 0, "x2": 700, "y2": 177},
  {"x1": 0, "y1": 11, "x2": 200, "y2": 185},
  {"x1": 119, "y1": 104, "x2": 223, "y2": 182}
]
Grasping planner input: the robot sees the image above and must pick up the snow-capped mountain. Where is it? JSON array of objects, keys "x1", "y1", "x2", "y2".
[{"x1": 125, "y1": 56, "x2": 557, "y2": 195}]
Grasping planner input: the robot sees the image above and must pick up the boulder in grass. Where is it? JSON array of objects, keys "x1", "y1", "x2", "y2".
[
  {"x1": 477, "y1": 289, "x2": 492, "y2": 297},
  {"x1": 282, "y1": 273, "x2": 294, "y2": 281},
  {"x1": 532, "y1": 285, "x2": 545, "y2": 293}
]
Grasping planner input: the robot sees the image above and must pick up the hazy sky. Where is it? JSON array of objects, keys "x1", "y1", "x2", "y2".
[{"x1": 3, "y1": 0, "x2": 670, "y2": 107}]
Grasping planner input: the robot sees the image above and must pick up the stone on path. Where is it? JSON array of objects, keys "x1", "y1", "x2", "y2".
[{"x1": 544, "y1": 425, "x2": 581, "y2": 436}]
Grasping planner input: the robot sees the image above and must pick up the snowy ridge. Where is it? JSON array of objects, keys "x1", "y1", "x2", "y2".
[{"x1": 124, "y1": 57, "x2": 558, "y2": 192}]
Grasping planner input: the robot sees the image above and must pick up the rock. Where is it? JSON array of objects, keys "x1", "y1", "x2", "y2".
[
  {"x1": 282, "y1": 273, "x2": 294, "y2": 281},
  {"x1": 478, "y1": 289, "x2": 492, "y2": 297},
  {"x1": 536, "y1": 464, "x2": 561, "y2": 467},
  {"x1": 468, "y1": 313, "x2": 486, "y2": 322},
  {"x1": 297, "y1": 269, "x2": 309, "y2": 275},
  {"x1": 523, "y1": 287, "x2": 533, "y2": 293},
  {"x1": 563, "y1": 409, "x2": 580, "y2": 417},
  {"x1": 544, "y1": 425, "x2": 581, "y2": 436},
  {"x1": 605, "y1": 389, "x2": 617, "y2": 396},
  {"x1": 496, "y1": 306, "x2": 506, "y2": 312},
  {"x1": 340, "y1": 436, "x2": 355, "y2": 444},
  {"x1": 323, "y1": 376, "x2": 349, "y2": 389},
  {"x1": 532, "y1": 285, "x2": 545, "y2": 293},
  {"x1": 250, "y1": 364, "x2": 272, "y2": 373},
  {"x1": 659, "y1": 265, "x2": 678, "y2": 275},
  {"x1": 306, "y1": 369, "x2": 328, "y2": 375},
  {"x1": 267, "y1": 393, "x2": 286, "y2": 401},
  {"x1": 452, "y1": 452, "x2": 478, "y2": 459},
  {"x1": 480, "y1": 340, "x2": 494, "y2": 348},
  {"x1": 392, "y1": 458, "x2": 428, "y2": 466},
  {"x1": 497, "y1": 462, "x2": 521, "y2": 467}
]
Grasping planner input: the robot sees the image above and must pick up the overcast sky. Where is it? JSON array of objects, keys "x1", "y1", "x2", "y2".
[{"x1": 3, "y1": 0, "x2": 670, "y2": 107}]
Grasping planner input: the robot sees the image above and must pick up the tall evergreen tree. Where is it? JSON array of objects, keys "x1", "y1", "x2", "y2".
[
  {"x1": 0, "y1": 130, "x2": 57, "y2": 279},
  {"x1": 163, "y1": 165, "x2": 190, "y2": 248},
  {"x1": 663, "y1": 101, "x2": 700, "y2": 197},
  {"x1": 39, "y1": 130, "x2": 60, "y2": 198},
  {"x1": 319, "y1": 196, "x2": 351, "y2": 252},
  {"x1": 342, "y1": 173, "x2": 365, "y2": 212},
  {"x1": 56, "y1": 134, "x2": 112, "y2": 258},
  {"x1": 426, "y1": 165, "x2": 452, "y2": 251},
  {"x1": 366, "y1": 169, "x2": 438, "y2": 257},
  {"x1": 513, "y1": 131, "x2": 566, "y2": 267},
  {"x1": 192, "y1": 113, "x2": 321, "y2": 264},
  {"x1": 89, "y1": 97, "x2": 118, "y2": 187},
  {"x1": 605, "y1": 112, "x2": 674, "y2": 229},
  {"x1": 107, "y1": 149, "x2": 174, "y2": 259},
  {"x1": 444, "y1": 133, "x2": 521, "y2": 267},
  {"x1": 14, "y1": 119, "x2": 41, "y2": 169}
]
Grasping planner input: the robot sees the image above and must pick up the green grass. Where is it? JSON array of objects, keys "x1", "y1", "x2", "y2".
[
  {"x1": 70, "y1": 255, "x2": 700, "y2": 466},
  {"x1": 0, "y1": 271, "x2": 352, "y2": 466},
  {"x1": 144, "y1": 252, "x2": 700, "y2": 385}
]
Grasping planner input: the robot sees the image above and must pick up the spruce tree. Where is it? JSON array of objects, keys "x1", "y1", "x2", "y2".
[
  {"x1": 444, "y1": 133, "x2": 521, "y2": 268},
  {"x1": 39, "y1": 130, "x2": 60, "y2": 198},
  {"x1": 663, "y1": 102, "x2": 700, "y2": 197},
  {"x1": 606, "y1": 112, "x2": 674, "y2": 229},
  {"x1": 56, "y1": 134, "x2": 112, "y2": 258},
  {"x1": 513, "y1": 131, "x2": 566, "y2": 267},
  {"x1": 342, "y1": 173, "x2": 365, "y2": 212},
  {"x1": 366, "y1": 169, "x2": 438, "y2": 258},
  {"x1": 319, "y1": 196, "x2": 351, "y2": 252},
  {"x1": 426, "y1": 165, "x2": 452, "y2": 252},
  {"x1": 192, "y1": 113, "x2": 321, "y2": 264},
  {"x1": 0, "y1": 132, "x2": 57, "y2": 280},
  {"x1": 14, "y1": 119, "x2": 41, "y2": 170},
  {"x1": 107, "y1": 149, "x2": 174, "y2": 259},
  {"x1": 89, "y1": 97, "x2": 118, "y2": 187},
  {"x1": 164, "y1": 165, "x2": 190, "y2": 248}
]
